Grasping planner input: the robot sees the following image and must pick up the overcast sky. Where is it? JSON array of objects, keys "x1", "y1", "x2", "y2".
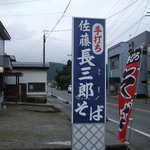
[{"x1": 1, "y1": 0, "x2": 150, "y2": 64}]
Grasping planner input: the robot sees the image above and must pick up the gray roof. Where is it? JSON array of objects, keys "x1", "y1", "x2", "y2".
[
  {"x1": 0, "y1": 21, "x2": 11, "y2": 40},
  {"x1": 12, "y1": 62, "x2": 49, "y2": 69}
]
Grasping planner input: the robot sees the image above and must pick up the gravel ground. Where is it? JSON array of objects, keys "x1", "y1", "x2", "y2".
[{"x1": 0, "y1": 105, "x2": 71, "y2": 149}]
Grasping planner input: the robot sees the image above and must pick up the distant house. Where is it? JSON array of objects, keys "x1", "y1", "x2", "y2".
[{"x1": 7, "y1": 62, "x2": 49, "y2": 102}]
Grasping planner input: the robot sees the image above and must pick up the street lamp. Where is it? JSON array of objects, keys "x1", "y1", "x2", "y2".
[{"x1": 145, "y1": 12, "x2": 150, "y2": 17}]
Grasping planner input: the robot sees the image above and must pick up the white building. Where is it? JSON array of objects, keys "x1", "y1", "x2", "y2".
[{"x1": 7, "y1": 62, "x2": 49, "y2": 102}]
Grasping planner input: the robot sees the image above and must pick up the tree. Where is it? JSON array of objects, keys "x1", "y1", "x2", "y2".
[{"x1": 55, "y1": 60, "x2": 72, "y2": 90}]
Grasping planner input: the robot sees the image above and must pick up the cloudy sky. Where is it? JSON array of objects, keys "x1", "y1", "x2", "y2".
[{"x1": 1, "y1": 0, "x2": 150, "y2": 64}]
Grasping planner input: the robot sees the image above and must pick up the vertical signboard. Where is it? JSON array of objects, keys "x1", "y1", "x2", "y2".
[
  {"x1": 118, "y1": 48, "x2": 141, "y2": 142},
  {"x1": 72, "y1": 17, "x2": 105, "y2": 150}
]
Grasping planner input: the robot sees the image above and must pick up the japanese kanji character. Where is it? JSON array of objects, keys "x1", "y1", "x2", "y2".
[
  {"x1": 78, "y1": 82, "x2": 94, "y2": 99},
  {"x1": 93, "y1": 25, "x2": 102, "y2": 35},
  {"x1": 79, "y1": 20, "x2": 90, "y2": 31},
  {"x1": 77, "y1": 48, "x2": 95, "y2": 66},
  {"x1": 94, "y1": 35, "x2": 102, "y2": 43},
  {"x1": 79, "y1": 33, "x2": 91, "y2": 47}
]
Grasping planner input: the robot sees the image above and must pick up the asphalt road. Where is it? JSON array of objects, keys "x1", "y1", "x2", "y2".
[
  {"x1": 48, "y1": 87, "x2": 150, "y2": 150},
  {"x1": 107, "y1": 97, "x2": 150, "y2": 135}
]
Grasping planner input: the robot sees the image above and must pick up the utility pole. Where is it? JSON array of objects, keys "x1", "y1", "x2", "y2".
[
  {"x1": 43, "y1": 30, "x2": 49, "y2": 67},
  {"x1": 43, "y1": 31, "x2": 46, "y2": 67}
]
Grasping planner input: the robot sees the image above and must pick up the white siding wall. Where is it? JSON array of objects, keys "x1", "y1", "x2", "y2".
[
  {"x1": 0, "y1": 36, "x2": 4, "y2": 55},
  {"x1": 19, "y1": 69, "x2": 47, "y2": 83}
]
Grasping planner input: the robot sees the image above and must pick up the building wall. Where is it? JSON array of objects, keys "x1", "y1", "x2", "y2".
[
  {"x1": 129, "y1": 31, "x2": 149, "y2": 96},
  {"x1": 130, "y1": 31, "x2": 150, "y2": 48},
  {"x1": 108, "y1": 42, "x2": 129, "y2": 96},
  {"x1": 147, "y1": 45, "x2": 150, "y2": 97},
  {"x1": 108, "y1": 31, "x2": 150, "y2": 97},
  {"x1": 7, "y1": 69, "x2": 48, "y2": 98},
  {"x1": 0, "y1": 36, "x2": 4, "y2": 68},
  {"x1": 0, "y1": 36, "x2": 4, "y2": 55},
  {"x1": 137, "y1": 53, "x2": 147, "y2": 95}
]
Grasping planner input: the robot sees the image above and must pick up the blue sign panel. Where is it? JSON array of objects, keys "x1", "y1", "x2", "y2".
[{"x1": 73, "y1": 17, "x2": 105, "y2": 123}]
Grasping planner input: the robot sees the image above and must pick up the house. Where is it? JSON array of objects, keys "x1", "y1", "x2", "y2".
[
  {"x1": 108, "y1": 31, "x2": 150, "y2": 98},
  {"x1": 0, "y1": 21, "x2": 11, "y2": 106},
  {"x1": 7, "y1": 62, "x2": 49, "y2": 103}
]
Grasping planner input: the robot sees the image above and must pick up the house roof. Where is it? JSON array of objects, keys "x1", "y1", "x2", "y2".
[
  {"x1": 0, "y1": 21, "x2": 11, "y2": 40},
  {"x1": 3, "y1": 69, "x2": 23, "y2": 76},
  {"x1": 12, "y1": 62, "x2": 49, "y2": 69},
  {"x1": 108, "y1": 42, "x2": 128, "y2": 51}
]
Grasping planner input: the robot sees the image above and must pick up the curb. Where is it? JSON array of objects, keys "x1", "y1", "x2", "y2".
[
  {"x1": 8, "y1": 144, "x2": 129, "y2": 150},
  {"x1": 51, "y1": 93, "x2": 70, "y2": 104}
]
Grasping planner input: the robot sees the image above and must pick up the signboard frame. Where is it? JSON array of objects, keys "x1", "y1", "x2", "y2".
[{"x1": 72, "y1": 17, "x2": 106, "y2": 150}]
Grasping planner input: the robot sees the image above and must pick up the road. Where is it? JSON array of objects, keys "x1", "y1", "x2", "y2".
[
  {"x1": 107, "y1": 97, "x2": 150, "y2": 135},
  {"x1": 48, "y1": 87, "x2": 150, "y2": 150}
]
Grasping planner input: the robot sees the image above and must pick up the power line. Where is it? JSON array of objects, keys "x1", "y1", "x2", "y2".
[
  {"x1": 49, "y1": 37, "x2": 71, "y2": 43},
  {"x1": 63, "y1": 0, "x2": 139, "y2": 23},
  {"x1": 107, "y1": 0, "x2": 131, "y2": 34},
  {"x1": 50, "y1": 29, "x2": 71, "y2": 32},
  {"x1": 12, "y1": 35, "x2": 42, "y2": 41},
  {"x1": 107, "y1": 0, "x2": 144, "y2": 36},
  {"x1": 0, "y1": 0, "x2": 41, "y2": 5},
  {"x1": 107, "y1": 0, "x2": 150, "y2": 47},
  {"x1": 107, "y1": 16, "x2": 145, "y2": 47},
  {"x1": 11, "y1": 29, "x2": 71, "y2": 41},
  {"x1": 18, "y1": 37, "x2": 41, "y2": 61},
  {"x1": 134, "y1": 0, "x2": 150, "y2": 36},
  {"x1": 0, "y1": 12, "x2": 63, "y2": 17},
  {"x1": 46, "y1": 0, "x2": 71, "y2": 38},
  {"x1": 106, "y1": 0, "x2": 140, "y2": 19},
  {"x1": 105, "y1": 0, "x2": 122, "y2": 18}
]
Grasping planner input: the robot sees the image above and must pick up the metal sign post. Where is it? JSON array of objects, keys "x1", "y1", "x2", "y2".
[{"x1": 72, "y1": 17, "x2": 106, "y2": 150}]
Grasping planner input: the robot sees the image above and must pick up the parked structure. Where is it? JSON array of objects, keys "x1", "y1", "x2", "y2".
[
  {"x1": 7, "y1": 62, "x2": 49, "y2": 102},
  {"x1": 108, "y1": 31, "x2": 150, "y2": 98}
]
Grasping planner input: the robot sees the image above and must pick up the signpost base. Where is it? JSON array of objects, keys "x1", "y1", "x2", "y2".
[{"x1": 72, "y1": 123, "x2": 105, "y2": 150}]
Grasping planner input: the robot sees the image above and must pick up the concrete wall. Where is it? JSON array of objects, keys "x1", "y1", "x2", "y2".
[{"x1": 0, "y1": 36, "x2": 4, "y2": 103}]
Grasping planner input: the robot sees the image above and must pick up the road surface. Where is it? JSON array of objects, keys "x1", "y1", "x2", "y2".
[{"x1": 48, "y1": 87, "x2": 150, "y2": 150}]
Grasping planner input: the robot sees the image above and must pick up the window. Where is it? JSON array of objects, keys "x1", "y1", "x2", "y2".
[
  {"x1": 148, "y1": 55, "x2": 150, "y2": 70},
  {"x1": 141, "y1": 81, "x2": 147, "y2": 85},
  {"x1": 110, "y1": 55, "x2": 119, "y2": 70},
  {"x1": 28, "y1": 83, "x2": 45, "y2": 92},
  {"x1": 0, "y1": 75, "x2": 4, "y2": 90}
]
